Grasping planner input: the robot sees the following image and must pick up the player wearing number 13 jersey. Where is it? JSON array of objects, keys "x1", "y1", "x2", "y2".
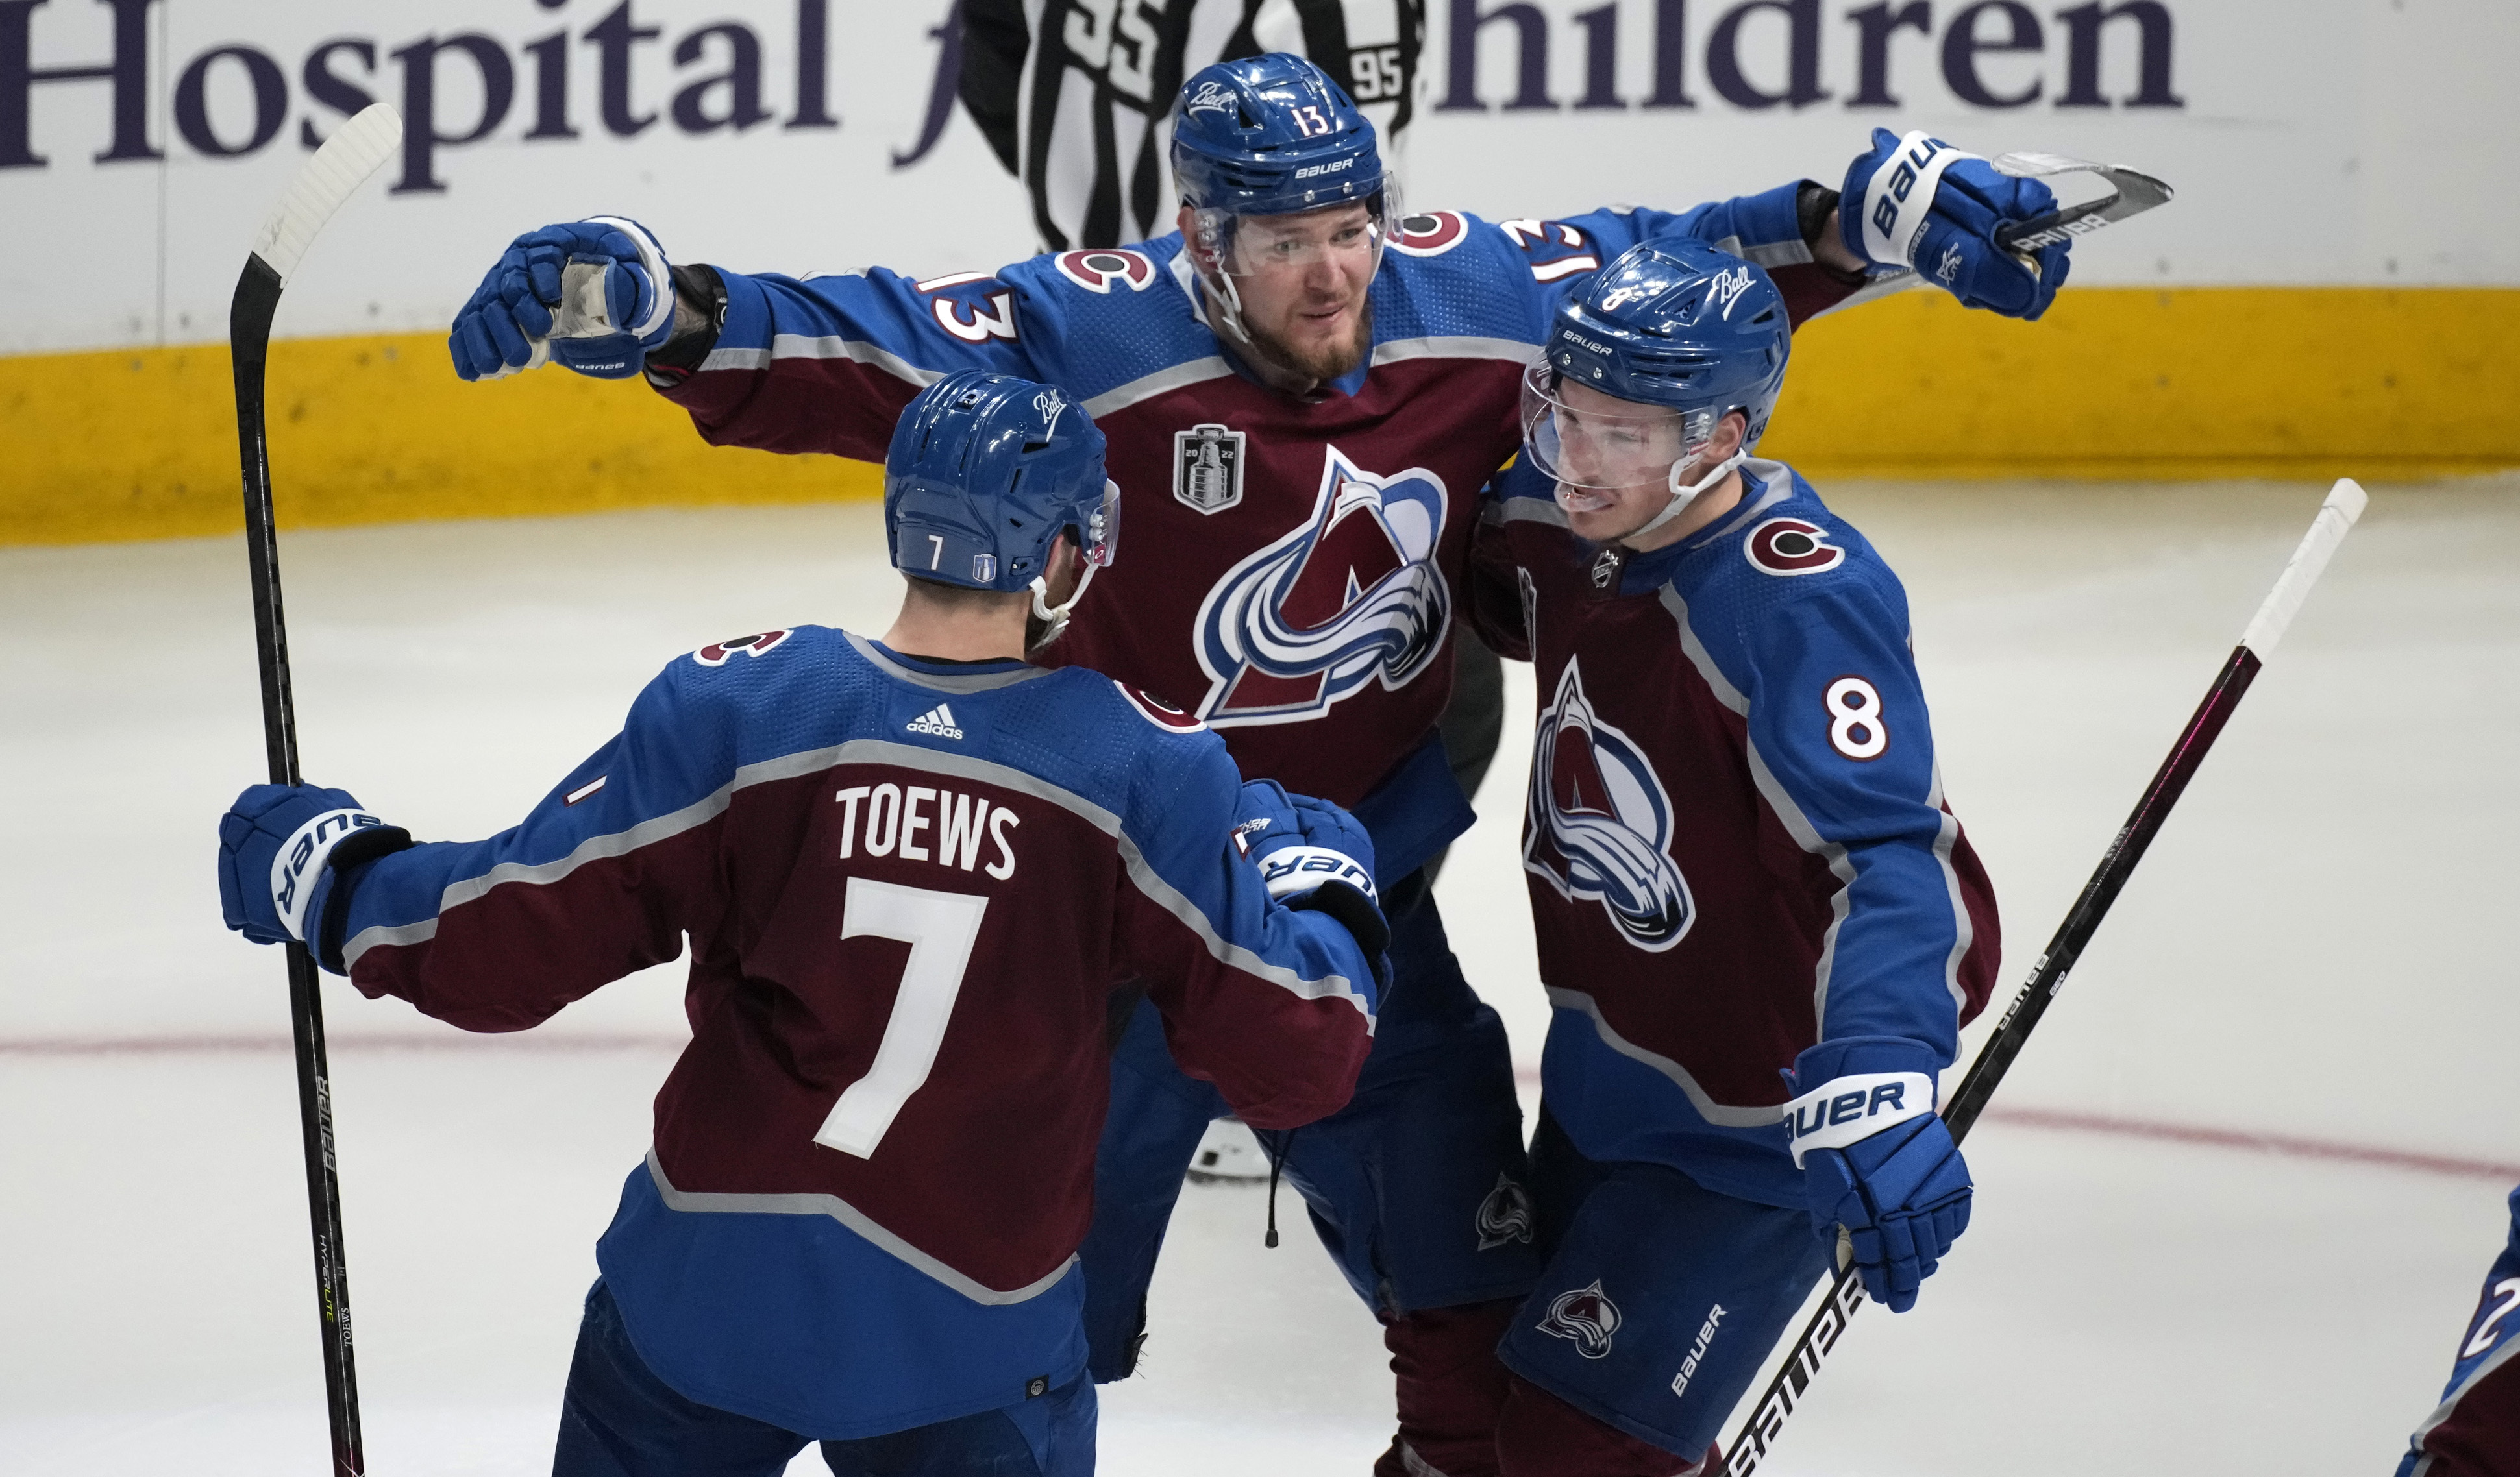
[
  {"x1": 1467, "y1": 244, "x2": 2000, "y2": 1473},
  {"x1": 214, "y1": 374, "x2": 1387, "y2": 1475}
]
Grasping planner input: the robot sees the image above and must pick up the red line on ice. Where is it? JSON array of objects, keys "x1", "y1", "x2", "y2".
[{"x1": 8, "y1": 1037, "x2": 2515, "y2": 1184}]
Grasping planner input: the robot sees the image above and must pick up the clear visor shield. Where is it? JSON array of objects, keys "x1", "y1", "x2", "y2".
[
  {"x1": 1082, "y1": 478, "x2": 1120, "y2": 568},
  {"x1": 1518, "y1": 360, "x2": 1713, "y2": 502},
  {"x1": 1036, "y1": 479, "x2": 1122, "y2": 630},
  {"x1": 1191, "y1": 174, "x2": 1400, "y2": 282}
]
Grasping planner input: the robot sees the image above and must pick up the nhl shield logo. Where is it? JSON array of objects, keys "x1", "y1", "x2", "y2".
[
  {"x1": 1537, "y1": 1280, "x2": 1623, "y2": 1360},
  {"x1": 1174, "y1": 422, "x2": 1246, "y2": 514},
  {"x1": 1474, "y1": 1173, "x2": 1535, "y2": 1251}
]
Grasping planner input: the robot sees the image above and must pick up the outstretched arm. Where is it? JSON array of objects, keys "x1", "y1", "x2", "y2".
[{"x1": 446, "y1": 216, "x2": 1042, "y2": 463}]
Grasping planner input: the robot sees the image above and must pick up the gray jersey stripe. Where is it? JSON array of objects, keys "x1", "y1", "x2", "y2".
[
  {"x1": 347, "y1": 735, "x2": 1369, "y2": 1020},
  {"x1": 752, "y1": 333, "x2": 944, "y2": 389},
  {"x1": 842, "y1": 632, "x2": 1055, "y2": 693},
  {"x1": 643, "y1": 1150, "x2": 1076, "y2": 1305},
  {"x1": 1547, "y1": 988, "x2": 1785, "y2": 1126},
  {"x1": 1371, "y1": 335, "x2": 1538, "y2": 367},
  {"x1": 1083, "y1": 354, "x2": 1237, "y2": 419},
  {"x1": 2406, "y1": 1332, "x2": 2520, "y2": 1463}
]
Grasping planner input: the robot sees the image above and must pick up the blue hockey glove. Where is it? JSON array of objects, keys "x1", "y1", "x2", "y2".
[
  {"x1": 217, "y1": 784, "x2": 411, "y2": 964},
  {"x1": 1233, "y1": 779, "x2": 1390, "y2": 960},
  {"x1": 1841, "y1": 129, "x2": 2071, "y2": 321},
  {"x1": 447, "y1": 217, "x2": 675, "y2": 382},
  {"x1": 1788, "y1": 1035, "x2": 1971, "y2": 1313}
]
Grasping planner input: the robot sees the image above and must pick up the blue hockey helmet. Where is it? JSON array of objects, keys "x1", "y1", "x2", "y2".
[
  {"x1": 1520, "y1": 241, "x2": 1791, "y2": 531},
  {"x1": 1171, "y1": 54, "x2": 1400, "y2": 327},
  {"x1": 884, "y1": 371, "x2": 1120, "y2": 621}
]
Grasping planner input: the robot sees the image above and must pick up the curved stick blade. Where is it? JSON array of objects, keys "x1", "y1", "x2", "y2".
[{"x1": 250, "y1": 104, "x2": 402, "y2": 284}]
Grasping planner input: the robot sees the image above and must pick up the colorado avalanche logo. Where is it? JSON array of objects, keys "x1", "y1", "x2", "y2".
[
  {"x1": 693, "y1": 629, "x2": 791, "y2": 666},
  {"x1": 1387, "y1": 210, "x2": 1470, "y2": 258},
  {"x1": 1537, "y1": 1280, "x2": 1623, "y2": 1360},
  {"x1": 1053, "y1": 249, "x2": 1156, "y2": 294},
  {"x1": 1745, "y1": 517, "x2": 1845, "y2": 577},
  {"x1": 1192, "y1": 446, "x2": 1451, "y2": 727},
  {"x1": 1474, "y1": 1173, "x2": 1535, "y2": 1251},
  {"x1": 1524, "y1": 658, "x2": 1694, "y2": 951}
]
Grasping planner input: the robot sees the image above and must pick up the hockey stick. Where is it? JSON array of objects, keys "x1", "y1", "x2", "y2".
[
  {"x1": 1990, "y1": 152, "x2": 2176, "y2": 253},
  {"x1": 1718, "y1": 479, "x2": 2369, "y2": 1476},
  {"x1": 227, "y1": 102, "x2": 402, "y2": 1477},
  {"x1": 1820, "y1": 153, "x2": 2171, "y2": 317}
]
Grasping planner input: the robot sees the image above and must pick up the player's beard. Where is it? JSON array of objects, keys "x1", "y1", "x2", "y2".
[
  {"x1": 1246, "y1": 297, "x2": 1374, "y2": 386},
  {"x1": 1024, "y1": 610, "x2": 1063, "y2": 655}
]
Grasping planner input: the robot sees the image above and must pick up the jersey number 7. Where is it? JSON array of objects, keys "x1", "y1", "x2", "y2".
[{"x1": 813, "y1": 877, "x2": 992, "y2": 1158}]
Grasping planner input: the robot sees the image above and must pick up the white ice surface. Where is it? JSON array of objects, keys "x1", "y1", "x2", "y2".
[{"x1": 3, "y1": 478, "x2": 2515, "y2": 1474}]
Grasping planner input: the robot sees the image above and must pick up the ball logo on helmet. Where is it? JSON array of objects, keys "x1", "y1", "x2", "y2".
[
  {"x1": 1706, "y1": 265, "x2": 1757, "y2": 318},
  {"x1": 1192, "y1": 445, "x2": 1450, "y2": 727},
  {"x1": 1524, "y1": 657, "x2": 1695, "y2": 952},
  {"x1": 1744, "y1": 517, "x2": 1846, "y2": 577}
]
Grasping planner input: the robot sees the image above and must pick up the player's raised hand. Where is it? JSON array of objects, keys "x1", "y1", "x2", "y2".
[
  {"x1": 1786, "y1": 1034, "x2": 1972, "y2": 1312},
  {"x1": 1841, "y1": 128, "x2": 2071, "y2": 321},
  {"x1": 447, "y1": 217, "x2": 676, "y2": 382},
  {"x1": 217, "y1": 783, "x2": 411, "y2": 958}
]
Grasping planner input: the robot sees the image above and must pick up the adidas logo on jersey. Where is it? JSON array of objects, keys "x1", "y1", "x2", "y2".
[{"x1": 905, "y1": 703, "x2": 964, "y2": 740}]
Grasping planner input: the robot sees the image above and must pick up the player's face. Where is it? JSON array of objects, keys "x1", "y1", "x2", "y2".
[
  {"x1": 1548, "y1": 382, "x2": 1745, "y2": 544},
  {"x1": 1549, "y1": 380, "x2": 1694, "y2": 539},
  {"x1": 1187, "y1": 202, "x2": 1378, "y2": 382}
]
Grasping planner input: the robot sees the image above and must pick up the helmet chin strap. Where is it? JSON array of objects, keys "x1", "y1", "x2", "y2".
[
  {"x1": 1620, "y1": 450, "x2": 1747, "y2": 548},
  {"x1": 1030, "y1": 562, "x2": 1099, "y2": 644}
]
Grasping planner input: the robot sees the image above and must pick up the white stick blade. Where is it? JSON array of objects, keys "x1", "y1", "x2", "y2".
[
  {"x1": 2239, "y1": 479, "x2": 2367, "y2": 658},
  {"x1": 251, "y1": 104, "x2": 402, "y2": 284}
]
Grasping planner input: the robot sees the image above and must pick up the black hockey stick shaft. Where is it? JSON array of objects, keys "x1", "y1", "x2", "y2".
[
  {"x1": 1718, "y1": 483, "x2": 2366, "y2": 1474},
  {"x1": 226, "y1": 101, "x2": 400, "y2": 1476},
  {"x1": 231, "y1": 254, "x2": 364, "y2": 1477}
]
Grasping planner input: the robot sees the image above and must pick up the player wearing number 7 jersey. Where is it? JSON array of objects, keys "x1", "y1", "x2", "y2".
[
  {"x1": 213, "y1": 371, "x2": 1387, "y2": 1476},
  {"x1": 1465, "y1": 243, "x2": 2000, "y2": 1473}
]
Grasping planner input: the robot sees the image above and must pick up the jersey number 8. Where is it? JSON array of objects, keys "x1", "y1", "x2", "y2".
[{"x1": 1825, "y1": 676, "x2": 1888, "y2": 761}]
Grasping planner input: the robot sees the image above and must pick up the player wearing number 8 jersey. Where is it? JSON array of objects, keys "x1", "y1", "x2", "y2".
[
  {"x1": 214, "y1": 372, "x2": 1388, "y2": 1476},
  {"x1": 1466, "y1": 243, "x2": 1999, "y2": 1473}
]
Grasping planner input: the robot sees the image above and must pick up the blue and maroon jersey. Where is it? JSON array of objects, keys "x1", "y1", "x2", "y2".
[
  {"x1": 649, "y1": 186, "x2": 1857, "y2": 873},
  {"x1": 2396, "y1": 1184, "x2": 2520, "y2": 1477},
  {"x1": 1469, "y1": 461, "x2": 1999, "y2": 1209},
  {"x1": 334, "y1": 626, "x2": 1377, "y2": 1437}
]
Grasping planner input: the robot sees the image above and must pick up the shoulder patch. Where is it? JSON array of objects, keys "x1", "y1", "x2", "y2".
[
  {"x1": 1115, "y1": 680, "x2": 1208, "y2": 733},
  {"x1": 1052, "y1": 249, "x2": 1157, "y2": 293},
  {"x1": 1387, "y1": 210, "x2": 1470, "y2": 258},
  {"x1": 694, "y1": 629, "x2": 792, "y2": 666},
  {"x1": 1744, "y1": 518, "x2": 1846, "y2": 578}
]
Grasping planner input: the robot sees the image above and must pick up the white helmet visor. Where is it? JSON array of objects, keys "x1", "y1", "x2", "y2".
[
  {"x1": 1188, "y1": 173, "x2": 1402, "y2": 283},
  {"x1": 1519, "y1": 358, "x2": 1714, "y2": 502}
]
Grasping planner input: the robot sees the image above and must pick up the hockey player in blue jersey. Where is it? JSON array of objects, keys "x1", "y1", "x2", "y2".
[
  {"x1": 1466, "y1": 242, "x2": 2000, "y2": 1474},
  {"x1": 215, "y1": 371, "x2": 1392, "y2": 1477},
  {"x1": 2393, "y1": 1184, "x2": 2520, "y2": 1476},
  {"x1": 441, "y1": 53, "x2": 2073, "y2": 1476}
]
